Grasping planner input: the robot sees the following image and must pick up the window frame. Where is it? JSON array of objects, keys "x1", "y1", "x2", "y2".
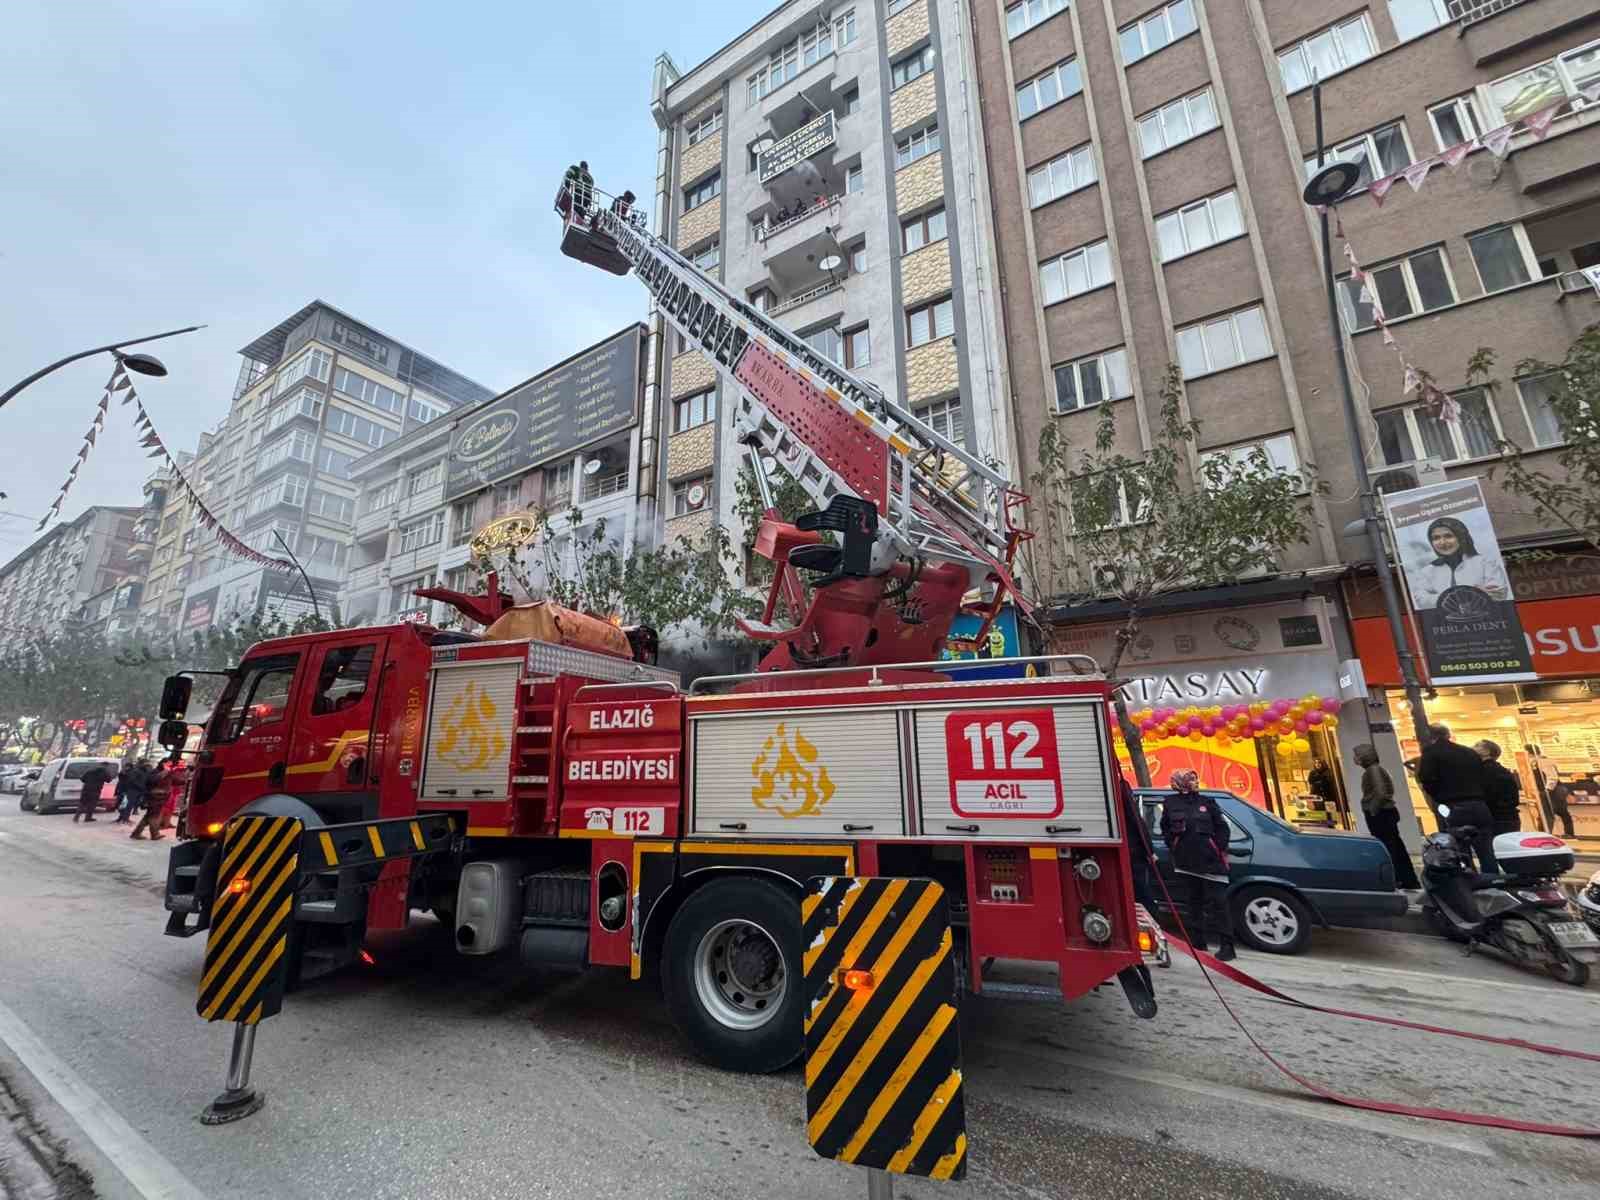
[
  {"x1": 1039, "y1": 239, "x2": 1113, "y2": 306},
  {"x1": 686, "y1": 110, "x2": 722, "y2": 146},
  {"x1": 673, "y1": 388, "x2": 717, "y2": 434},
  {"x1": 1118, "y1": 0, "x2": 1197, "y2": 67},
  {"x1": 1387, "y1": 0, "x2": 1449, "y2": 43},
  {"x1": 1514, "y1": 373, "x2": 1569, "y2": 449},
  {"x1": 683, "y1": 173, "x2": 721, "y2": 212},
  {"x1": 1277, "y1": 14, "x2": 1377, "y2": 95},
  {"x1": 915, "y1": 395, "x2": 964, "y2": 448},
  {"x1": 848, "y1": 240, "x2": 867, "y2": 273},
  {"x1": 1137, "y1": 87, "x2": 1218, "y2": 158},
  {"x1": 900, "y1": 206, "x2": 947, "y2": 254},
  {"x1": 1027, "y1": 142, "x2": 1097, "y2": 208},
  {"x1": 1154, "y1": 189, "x2": 1245, "y2": 263},
  {"x1": 1336, "y1": 245, "x2": 1458, "y2": 330},
  {"x1": 671, "y1": 473, "x2": 712, "y2": 517},
  {"x1": 1373, "y1": 388, "x2": 1504, "y2": 466},
  {"x1": 1175, "y1": 305, "x2": 1274, "y2": 379},
  {"x1": 398, "y1": 512, "x2": 445, "y2": 554},
  {"x1": 906, "y1": 295, "x2": 955, "y2": 347},
  {"x1": 1301, "y1": 120, "x2": 1414, "y2": 195},
  {"x1": 1466, "y1": 223, "x2": 1539, "y2": 295},
  {"x1": 895, "y1": 123, "x2": 941, "y2": 169},
  {"x1": 1006, "y1": 0, "x2": 1068, "y2": 39},
  {"x1": 845, "y1": 163, "x2": 865, "y2": 193},
  {"x1": 891, "y1": 44, "x2": 936, "y2": 90},
  {"x1": 844, "y1": 324, "x2": 871, "y2": 369},
  {"x1": 1016, "y1": 57, "x2": 1083, "y2": 121},
  {"x1": 1199, "y1": 432, "x2": 1305, "y2": 493},
  {"x1": 1479, "y1": 36, "x2": 1600, "y2": 127},
  {"x1": 1427, "y1": 94, "x2": 1483, "y2": 152},
  {"x1": 1053, "y1": 347, "x2": 1132, "y2": 414}
]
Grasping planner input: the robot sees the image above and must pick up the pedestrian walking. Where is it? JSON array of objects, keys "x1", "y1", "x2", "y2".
[
  {"x1": 115, "y1": 758, "x2": 150, "y2": 823},
  {"x1": 1525, "y1": 743, "x2": 1558, "y2": 831},
  {"x1": 1118, "y1": 775, "x2": 1158, "y2": 911},
  {"x1": 1159, "y1": 769, "x2": 1237, "y2": 961},
  {"x1": 1474, "y1": 739, "x2": 1522, "y2": 836},
  {"x1": 1355, "y1": 743, "x2": 1420, "y2": 891},
  {"x1": 72, "y1": 763, "x2": 110, "y2": 823},
  {"x1": 1417, "y1": 724, "x2": 1497, "y2": 873},
  {"x1": 1549, "y1": 782, "x2": 1577, "y2": 840},
  {"x1": 131, "y1": 758, "x2": 185, "y2": 841}
]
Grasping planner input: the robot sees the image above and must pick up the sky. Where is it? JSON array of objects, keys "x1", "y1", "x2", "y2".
[{"x1": 0, "y1": 0, "x2": 756, "y2": 560}]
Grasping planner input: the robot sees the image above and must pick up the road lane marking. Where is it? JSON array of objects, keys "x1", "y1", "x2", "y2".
[
  {"x1": 0, "y1": 998, "x2": 209, "y2": 1200},
  {"x1": 980, "y1": 1037, "x2": 1497, "y2": 1158}
]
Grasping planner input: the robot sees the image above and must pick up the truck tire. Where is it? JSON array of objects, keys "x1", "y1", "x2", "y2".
[{"x1": 662, "y1": 876, "x2": 802, "y2": 1073}]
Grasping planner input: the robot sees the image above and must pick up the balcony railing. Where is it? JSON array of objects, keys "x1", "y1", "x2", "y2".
[
  {"x1": 756, "y1": 192, "x2": 843, "y2": 244},
  {"x1": 1447, "y1": 0, "x2": 1529, "y2": 24},
  {"x1": 768, "y1": 279, "x2": 844, "y2": 317},
  {"x1": 582, "y1": 471, "x2": 630, "y2": 501}
]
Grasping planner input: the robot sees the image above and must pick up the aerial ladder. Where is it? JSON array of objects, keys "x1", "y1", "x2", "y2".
[{"x1": 557, "y1": 181, "x2": 1032, "y2": 672}]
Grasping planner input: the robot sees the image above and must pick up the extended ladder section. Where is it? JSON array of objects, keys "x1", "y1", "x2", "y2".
[{"x1": 560, "y1": 191, "x2": 1028, "y2": 611}]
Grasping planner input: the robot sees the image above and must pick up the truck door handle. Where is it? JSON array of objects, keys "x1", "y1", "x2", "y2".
[
  {"x1": 471, "y1": 788, "x2": 494, "y2": 796},
  {"x1": 435, "y1": 788, "x2": 459, "y2": 796},
  {"x1": 719, "y1": 822, "x2": 748, "y2": 831},
  {"x1": 267, "y1": 761, "x2": 285, "y2": 788},
  {"x1": 842, "y1": 824, "x2": 874, "y2": 832},
  {"x1": 946, "y1": 823, "x2": 980, "y2": 833},
  {"x1": 1046, "y1": 825, "x2": 1083, "y2": 834}
]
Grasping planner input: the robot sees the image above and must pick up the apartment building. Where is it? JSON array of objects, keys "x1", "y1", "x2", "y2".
[
  {"x1": 970, "y1": 0, "x2": 1600, "y2": 837},
  {"x1": 0, "y1": 506, "x2": 142, "y2": 638},
  {"x1": 649, "y1": 0, "x2": 1011, "y2": 561},
  {"x1": 129, "y1": 302, "x2": 492, "y2": 632},
  {"x1": 342, "y1": 326, "x2": 649, "y2": 627}
]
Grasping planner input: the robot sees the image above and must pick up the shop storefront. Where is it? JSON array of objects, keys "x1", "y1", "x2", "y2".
[
  {"x1": 1051, "y1": 598, "x2": 1366, "y2": 829},
  {"x1": 1348, "y1": 547, "x2": 1600, "y2": 845}
]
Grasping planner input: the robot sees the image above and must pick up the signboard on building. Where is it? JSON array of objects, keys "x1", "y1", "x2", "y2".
[
  {"x1": 443, "y1": 328, "x2": 641, "y2": 503},
  {"x1": 758, "y1": 110, "x2": 836, "y2": 184},
  {"x1": 941, "y1": 607, "x2": 1032, "y2": 679},
  {"x1": 182, "y1": 587, "x2": 219, "y2": 632},
  {"x1": 1381, "y1": 477, "x2": 1536, "y2": 684}
]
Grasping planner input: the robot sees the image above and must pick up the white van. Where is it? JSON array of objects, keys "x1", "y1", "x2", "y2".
[{"x1": 22, "y1": 758, "x2": 120, "y2": 814}]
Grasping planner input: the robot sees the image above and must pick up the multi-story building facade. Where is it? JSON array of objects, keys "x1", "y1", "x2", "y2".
[
  {"x1": 342, "y1": 326, "x2": 651, "y2": 628},
  {"x1": 0, "y1": 506, "x2": 142, "y2": 639},
  {"x1": 968, "y1": 0, "x2": 1599, "y2": 838},
  {"x1": 130, "y1": 302, "x2": 491, "y2": 632},
  {"x1": 648, "y1": 0, "x2": 1012, "y2": 562}
]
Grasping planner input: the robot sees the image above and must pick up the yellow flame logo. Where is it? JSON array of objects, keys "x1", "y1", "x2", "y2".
[
  {"x1": 750, "y1": 723, "x2": 835, "y2": 818},
  {"x1": 433, "y1": 681, "x2": 506, "y2": 772}
]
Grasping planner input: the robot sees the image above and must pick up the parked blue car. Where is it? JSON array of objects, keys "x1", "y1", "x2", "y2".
[{"x1": 1133, "y1": 789, "x2": 1407, "y2": 954}]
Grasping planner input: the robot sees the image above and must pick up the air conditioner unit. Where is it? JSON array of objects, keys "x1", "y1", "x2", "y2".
[{"x1": 1371, "y1": 456, "x2": 1446, "y2": 496}]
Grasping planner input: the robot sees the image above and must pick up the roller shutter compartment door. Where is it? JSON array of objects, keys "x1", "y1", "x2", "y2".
[{"x1": 420, "y1": 661, "x2": 522, "y2": 801}]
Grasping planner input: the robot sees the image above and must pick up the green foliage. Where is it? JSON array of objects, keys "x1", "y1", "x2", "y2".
[
  {"x1": 1472, "y1": 325, "x2": 1600, "y2": 551},
  {"x1": 732, "y1": 462, "x2": 818, "y2": 586},
  {"x1": 1026, "y1": 366, "x2": 1322, "y2": 783}
]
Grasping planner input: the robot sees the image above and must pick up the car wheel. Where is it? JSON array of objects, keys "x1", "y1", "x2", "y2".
[{"x1": 1231, "y1": 886, "x2": 1312, "y2": 955}]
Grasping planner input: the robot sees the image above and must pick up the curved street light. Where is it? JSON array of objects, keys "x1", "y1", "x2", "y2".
[{"x1": 0, "y1": 325, "x2": 204, "y2": 413}]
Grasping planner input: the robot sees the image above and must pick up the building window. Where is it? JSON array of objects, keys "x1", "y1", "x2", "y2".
[
  {"x1": 750, "y1": 287, "x2": 774, "y2": 313},
  {"x1": 674, "y1": 388, "x2": 717, "y2": 433},
  {"x1": 1137, "y1": 88, "x2": 1218, "y2": 158},
  {"x1": 408, "y1": 396, "x2": 443, "y2": 425},
  {"x1": 686, "y1": 110, "x2": 722, "y2": 145},
  {"x1": 684, "y1": 173, "x2": 721, "y2": 212},
  {"x1": 1388, "y1": 0, "x2": 1449, "y2": 42},
  {"x1": 1482, "y1": 35, "x2": 1600, "y2": 125},
  {"x1": 333, "y1": 367, "x2": 405, "y2": 416},
  {"x1": 895, "y1": 123, "x2": 941, "y2": 168},
  {"x1": 901, "y1": 206, "x2": 947, "y2": 253},
  {"x1": 1070, "y1": 472, "x2": 1147, "y2": 530},
  {"x1": 545, "y1": 459, "x2": 574, "y2": 503},
  {"x1": 1200, "y1": 433, "x2": 1303, "y2": 491},
  {"x1": 1375, "y1": 389, "x2": 1500, "y2": 465},
  {"x1": 491, "y1": 479, "x2": 522, "y2": 517},
  {"x1": 1053, "y1": 348, "x2": 1131, "y2": 413},
  {"x1": 325, "y1": 405, "x2": 396, "y2": 450},
  {"x1": 844, "y1": 325, "x2": 870, "y2": 368},
  {"x1": 888, "y1": 0, "x2": 918, "y2": 14},
  {"x1": 1277, "y1": 15, "x2": 1376, "y2": 95},
  {"x1": 1175, "y1": 305, "x2": 1273, "y2": 378},
  {"x1": 1337, "y1": 247, "x2": 1456, "y2": 329},
  {"x1": 248, "y1": 474, "x2": 307, "y2": 515},
  {"x1": 1427, "y1": 94, "x2": 1482, "y2": 151},
  {"x1": 307, "y1": 488, "x2": 355, "y2": 524},
  {"x1": 364, "y1": 479, "x2": 401, "y2": 512},
  {"x1": 802, "y1": 324, "x2": 844, "y2": 364},
  {"x1": 692, "y1": 240, "x2": 721, "y2": 271},
  {"x1": 1301, "y1": 121, "x2": 1412, "y2": 193},
  {"x1": 1016, "y1": 58, "x2": 1082, "y2": 121},
  {"x1": 409, "y1": 462, "x2": 443, "y2": 495},
  {"x1": 1006, "y1": 0, "x2": 1067, "y2": 39},
  {"x1": 398, "y1": 513, "x2": 445, "y2": 553},
  {"x1": 260, "y1": 429, "x2": 316, "y2": 470},
  {"x1": 891, "y1": 45, "x2": 936, "y2": 90},
  {"x1": 906, "y1": 296, "x2": 955, "y2": 347},
  {"x1": 1516, "y1": 375, "x2": 1568, "y2": 448},
  {"x1": 317, "y1": 446, "x2": 356, "y2": 479},
  {"x1": 266, "y1": 388, "x2": 323, "y2": 434},
  {"x1": 672, "y1": 474, "x2": 711, "y2": 517},
  {"x1": 848, "y1": 241, "x2": 867, "y2": 273},
  {"x1": 299, "y1": 533, "x2": 350, "y2": 568},
  {"x1": 1467, "y1": 224, "x2": 1537, "y2": 293},
  {"x1": 449, "y1": 499, "x2": 479, "y2": 545},
  {"x1": 1039, "y1": 240, "x2": 1113, "y2": 305},
  {"x1": 1027, "y1": 142, "x2": 1096, "y2": 207},
  {"x1": 748, "y1": 38, "x2": 799, "y2": 104},
  {"x1": 916, "y1": 396, "x2": 964, "y2": 446},
  {"x1": 274, "y1": 348, "x2": 331, "y2": 397},
  {"x1": 1119, "y1": 0, "x2": 1196, "y2": 65},
  {"x1": 842, "y1": 87, "x2": 860, "y2": 116},
  {"x1": 846, "y1": 163, "x2": 864, "y2": 193},
  {"x1": 1155, "y1": 189, "x2": 1244, "y2": 262}
]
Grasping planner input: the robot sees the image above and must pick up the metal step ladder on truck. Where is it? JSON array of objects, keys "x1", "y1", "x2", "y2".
[{"x1": 151, "y1": 176, "x2": 1156, "y2": 1074}]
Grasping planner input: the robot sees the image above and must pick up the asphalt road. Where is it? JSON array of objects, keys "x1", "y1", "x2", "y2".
[{"x1": 1, "y1": 804, "x2": 1597, "y2": 1200}]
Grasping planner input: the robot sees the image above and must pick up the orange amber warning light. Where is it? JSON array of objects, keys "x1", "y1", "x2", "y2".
[
  {"x1": 841, "y1": 969, "x2": 875, "y2": 992},
  {"x1": 227, "y1": 877, "x2": 251, "y2": 896}
]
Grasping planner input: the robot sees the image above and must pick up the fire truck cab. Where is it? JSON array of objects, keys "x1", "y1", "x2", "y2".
[{"x1": 161, "y1": 620, "x2": 1154, "y2": 1072}]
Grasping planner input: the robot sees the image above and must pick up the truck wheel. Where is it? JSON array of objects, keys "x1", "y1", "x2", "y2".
[
  {"x1": 1231, "y1": 886, "x2": 1312, "y2": 955},
  {"x1": 662, "y1": 877, "x2": 802, "y2": 1073}
]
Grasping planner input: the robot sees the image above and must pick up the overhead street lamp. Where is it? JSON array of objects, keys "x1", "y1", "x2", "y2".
[
  {"x1": 1302, "y1": 81, "x2": 1432, "y2": 759},
  {"x1": 0, "y1": 325, "x2": 204, "y2": 413}
]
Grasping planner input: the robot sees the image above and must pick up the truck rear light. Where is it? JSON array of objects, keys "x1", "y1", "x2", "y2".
[
  {"x1": 1137, "y1": 929, "x2": 1155, "y2": 954},
  {"x1": 228, "y1": 877, "x2": 251, "y2": 896},
  {"x1": 206, "y1": 822, "x2": 224, "y2": 836},
  {"x1": 841, "y1": 969, "x2": 875, "y2": 992}
]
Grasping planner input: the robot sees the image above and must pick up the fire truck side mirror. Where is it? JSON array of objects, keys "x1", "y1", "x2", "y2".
[
  {"x1": 158, "y1": 719, "x2": 190, "y2": 751},
  {"x1": 159, "y1": 674, "x2": 193, "y2": 720}
]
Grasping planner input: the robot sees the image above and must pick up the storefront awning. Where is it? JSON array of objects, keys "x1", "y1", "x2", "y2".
[{"x1": 1042, "y1": 568, "x2": 1348, "y2": 628}]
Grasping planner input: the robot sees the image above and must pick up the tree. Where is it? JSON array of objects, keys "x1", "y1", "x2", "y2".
[
  {"x1": 1471, "y1": 325, "x2": 1600, "y2": 551},
  {"x1": 1025, "y1": 366, "x2": 1322, "y2": 785},
  {"x1": 732, "y1": 462, "x2": 818, "y2": 586}
]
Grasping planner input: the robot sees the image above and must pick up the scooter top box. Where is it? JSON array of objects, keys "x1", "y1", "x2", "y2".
[{"x1": 1493, "y1": 832, "x2": 1575, "y2": 878}]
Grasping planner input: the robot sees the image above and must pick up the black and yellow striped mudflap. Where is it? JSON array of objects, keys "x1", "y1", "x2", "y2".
[
  {"x1": 801, "y1": 876, "x2": 966, "y2": 1181},
  {"x1": 196, "y1": 815, "x2": 303, "y2": 1025}
]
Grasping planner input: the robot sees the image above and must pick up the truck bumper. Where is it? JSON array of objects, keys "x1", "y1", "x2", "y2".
[{"x1": 164, "y1": 839, "x2": 220, "y2": 938}]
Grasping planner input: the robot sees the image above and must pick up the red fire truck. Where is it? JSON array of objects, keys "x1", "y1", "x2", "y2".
[{"x1": 157, "y1": 179, "x2": 1155, "y2": 1072}]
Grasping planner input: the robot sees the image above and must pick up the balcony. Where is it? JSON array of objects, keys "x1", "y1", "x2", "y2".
[
  {"x1": 768, "y1": 279, "x2": 844, "y2": 319},
  {"x1": 1458, "y1": 0, "x2": 1594, "y2": 67},
  {"x1": 582, "y1": 471, "x2": 629, "y2": 502}
]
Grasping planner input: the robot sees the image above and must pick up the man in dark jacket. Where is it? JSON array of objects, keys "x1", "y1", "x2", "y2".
[
  {"x1": 1418, "y1": 724, "x2": 1496, "y2": 872},
  {"x1": 115, "y1": 758, "x2": 150, "y2": 823},
  {"x1": 1474, "y1": 739, "x2": 1521, "y2": 835},
  {"x1": 72, "y1": 763, "x2": 110, "y2": 823},
  {"x1": 1355, "y1": 743, "x2": 1419, "y2": 890},
  {"x1": 1159, "y1": 769, "x2": 1236, "y2": 960}
]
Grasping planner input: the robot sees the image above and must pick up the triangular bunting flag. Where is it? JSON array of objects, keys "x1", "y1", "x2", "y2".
[
  {"x1": 1403, "y1": 364, "x2": 1420, "y2": 393},
  {"x1": 147, "y1": 446, "x2": 168, "y2": 459},
  {"x1": 84, "y1": 426, "x2": 98, "y2": 446},
  {"x1": 1441, "y1": 139, "x2": 1475, "y2": 169},
  {"x1": 1381, "y1": 329, "x2": 1396, "y2": 347},
  {"x1": 97, "y1": 391, "x2": 110, "y2": 412},
  {"x1": 1369, "y1": 175, "x2": 1396, "y2": 206},
  {"x1": 1402, "y1": 159, "x2": 1433, "y2": 192},
  {"x1": 1584, "y1": 82, "x2": 1600, "y2": 104},
  {"x1": 1526, "y1": 104, "x2": 1560, "y2": 141},
  {"x1": 1342, "y1": 242, "x2": 1359, "y2": 268},
  {"x1": 1350, "y1": 266, "x2": 1367, "y2": 286},
  {"x1": 1482, "y1": 124, "x2": 1514, "y2": 157},
  {"x1": 111, "y1": 375, "x2": 132, "y2": 392},
  {"x1": 140, "y1": 431, "x2": 163, "y2": 448}
]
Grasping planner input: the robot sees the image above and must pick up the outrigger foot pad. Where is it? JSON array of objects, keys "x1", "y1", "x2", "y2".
[{"x1": 200, "y1": 1088, "x2": 264, "y2": 1125}]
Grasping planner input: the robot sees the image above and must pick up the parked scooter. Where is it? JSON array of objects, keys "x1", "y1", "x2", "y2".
[
  {"x1": 1421, "y1": 808, "x2": 1598, "y2": 987},
  {"x1": 1578, "y1": 870, "x2": 1600, "y2": 941}
]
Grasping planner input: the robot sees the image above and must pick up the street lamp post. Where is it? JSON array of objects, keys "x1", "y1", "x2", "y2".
[
  {"x1": 0, "y1": 325, "x2": 204, "y2": 413},
  {"x1": 1302, "y1": 81, "x2": 1433, "y2": 758}
]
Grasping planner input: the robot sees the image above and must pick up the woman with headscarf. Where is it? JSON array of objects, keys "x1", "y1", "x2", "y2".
[
  {"x1": 1409, "y1": 516, "x2": 1509, "y2": 610},
  {"x1": 1159, "y1": 769, "x2": 1237, "y2": 960}
]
